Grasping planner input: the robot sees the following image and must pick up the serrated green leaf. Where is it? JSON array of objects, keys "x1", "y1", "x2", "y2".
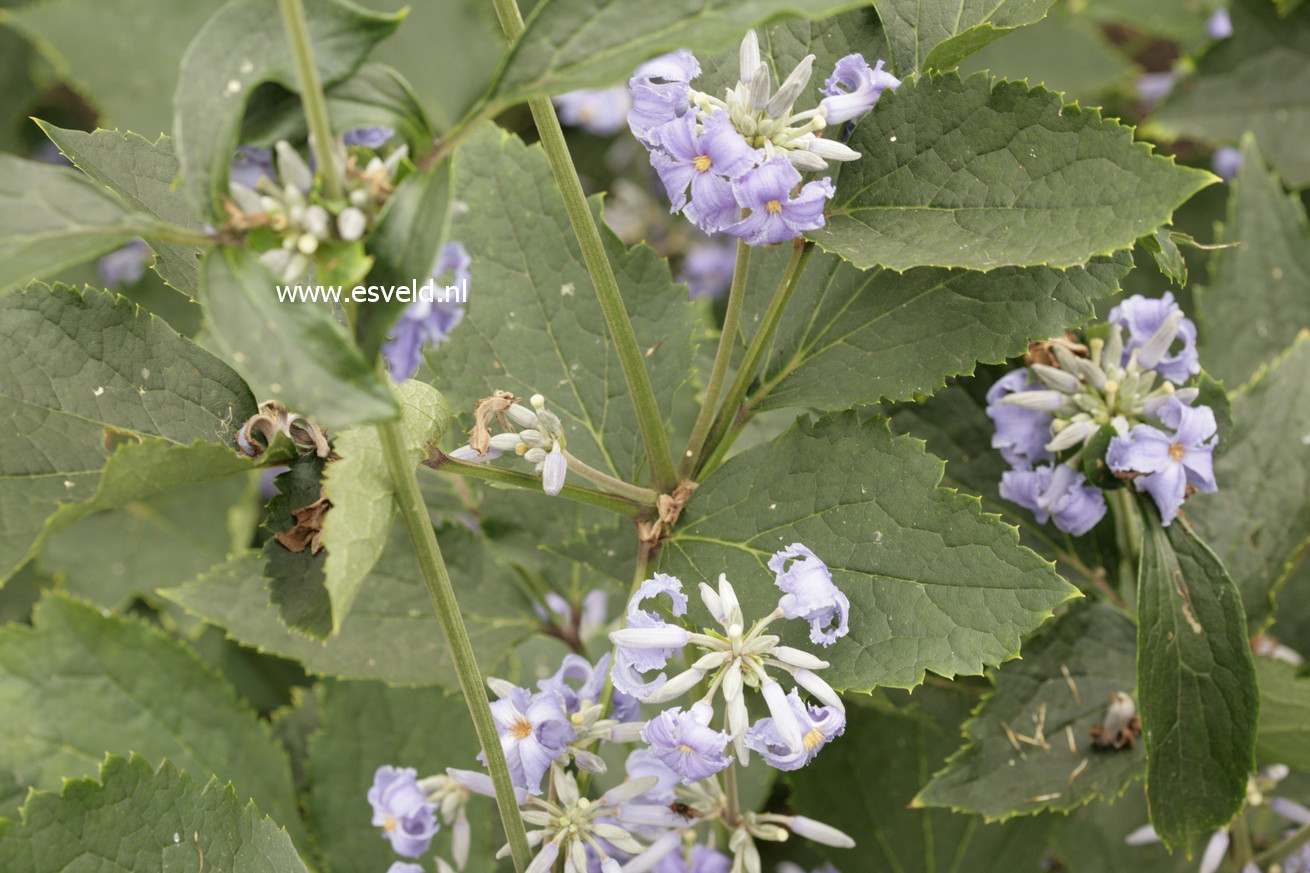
[
  {"x1": 322, "y1": 380, "x2": 450, "y2": 632},
  {"x1": 160, "y1": 524, "x2": 538, "y2": 687},
  {"x1": 1188, "y1": 333, "x2": 1310, "y2": 630},
  {"x1": 813, "y1": 74, "x2": 1215, "y2": 271},
  {"x1": 305, "y1": 680, "x2": 496, "y2": 873},
  {"x1": 431, "y1": 125, "x2": 698, "y2": 484},
  {"x1": 1198, "y1": 136, "x2": 1310, "y2": 386},
  {"x1": 0, "y1": 755, "x2": 309, "y2": 873},
  {"x1": 174, "y1": 0, "x2": 402, "y2": 219},
  {"x1": 0, "y1": 282, "x2": 255, "y2": 581},
  {"x1": 874, "y1": 0, "x2": 1055, "y2": 74},
  {"x1": 661, "y1": 412, "x2": 1078, "y2": 692},
  {"x1": 264, "y1": 453, "x2": 332, "y2": 638},
  {"x1": 486, "y1": 0, "x2": 865, "y2": 102},
  {"x1": 1254, "y1": 655, "x2": 1310, "y2": 770},
  {"x1": 1135, "y1": 504, "x2": 1258, "y2": 851},
  {"x1": 35, "y1": 124, "x2": 205, "y2": 295},
  {"x1": 1142, "y1": 227, "x2": 1187, "y2": 287},
  {"x1": 1150, "y1": 0, "x2": 1310, "y2": 188},
  {"x1": 916, "y1": 603, "x2": 1143, "y2": 820},
  {"x1": 748, "y1": 247, "x2": 1129, "y2": 412},
  {"x1": 198, "y1": 246, "x2": 397, "y2": 428},
  {"x1": 0, "y1": 595, "x2": 307, "y2": 849}
]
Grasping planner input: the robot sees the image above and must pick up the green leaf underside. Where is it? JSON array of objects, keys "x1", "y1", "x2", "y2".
[
  {"x1": 432, "y1": 124, "x2": 697, "y2": 484},
  {"x1": 1187, "y1": 333, "x2": 1310, "y2": 630},
  {"x1": 813, "y1": 73, "x2": 1214, "y2": 271},
  {"x1": 305, "y1": 681, "x2": 494, "y2": 873},
  {"x1": 0, "y1": 755, "x2": 308, "y2": 873},
  {"x1": 1135, "y1": 510, "x2": 1258, "y2": 851},
  {"x1": 1198, "y1": 136, "x2": 1310, "y2": 387},
  {"x1": 916, "y1": 603, "x2": 1143, "y2": 820},
  {"x1": 322, "y1": 380, "x2": 451, "y2": 632},
  {"x1": 874, "y1": 0, "x2": 1056, "y2": 74},
  {"x1": 198, "y1": 246, "x2": 396, "y2": 429},
  {"x1": 160, "y1": 524, "x2": 537, "y2": 688},
  {"x1": 487, "y1": 0, "x2": 866, "y2": 102},
  {"x1": 0, "y1": 595, "x2": 306, "y2": 849},
  {"x1": 173, "y1": 0, "x2": 402, "y2": 219},
  {"x1": 1254, "y1": 655, "x2": 1310, "y2": 770},
  {"x1": 750, "y1": 247, "x2": 1129, "y2": 411},
  {"x1": 786, "y1": 690, "x2": 1054, "y2": 873},
  {"x1": 661, "y1": 412, "x2": 1077, "y2": 692},
  {"x1": 1150, "y1": 0, "x2": 1310, "y2": 188},
  {"x1": 36, "y1": 125, "x2": 205, "y2": 295},
  {"x1": 0, "y1": 283, "x2": 254, "y2": 581}
]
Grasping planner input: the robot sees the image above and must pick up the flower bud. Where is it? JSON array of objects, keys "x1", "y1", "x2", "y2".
[
  {"x1": 766, "y1": 54, "x2": 815, "y2": 117},
  {"x1": 787, "y1": 814, "x2": 855, "y2": 848}
]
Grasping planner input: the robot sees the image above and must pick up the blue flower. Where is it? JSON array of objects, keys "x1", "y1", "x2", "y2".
[
  {"x1": 769, "y1": 543, "x2": 849, "y2": 646},
  {"x1": 1137, "y1": 72, "x2": 1175, "y2": 109},
  {"x1": 343, "y1": 126, "x2": 395, "y2": 148},
  {"x1": 97, "y1": 239, "x2": 151, "y2": 288},
  {"x1": 819, "y1": 54, "x2": 900, "y2": 125},
  {"x1": 651, "y1": 111, "x2": 761, "y2": 233},
  {"x1": 1107, "y1": 397, "x2": 1218, "y2": 525},
  {"x1": 484, "y1": 686, "x2": 576, "y2": 794},
  {"x1": 231, "y1": 145, "x2": 274, "y2": 189},
  {"x1": 627, "y1": 50, "x2": 701, "y2": 147},
  {"x1": 1108, "y1": 292, "x2": 1200, "y2": 385},
  {"x1": 999, "y1": 463, "x2": 1107, "y2": 535},
  {"x1": 611, "y1": 574, "x2": 690, "y2": 699},
  {"x1": 1206, "y1": 8, "x2": 1233, "y2": 39},
  {"x1": 538, "y1": 652, "x2": 641, "y2": 722},
  {"x1": 986, "y1": 369, "x2": 1055, "y2": 469},
  {"x1": 368, "y1": 766, "x2": 439, "y2": 857},
  {"x1": 641, "y1": 701, "x2": 732, "y2": 783},
  {"x1": 726, "y1": 158, "x2": 834, "y2": 246},
  {"x1": 1212, "y1": 146, "x2": 1243, "y2": 181},
  {"x1": 384, "y1": 241, "x2": 470, "y2": 380},
  {"x1": 680, "y1": 236, "x2": 737, "y2": 300},
  {"x1": 745, "y1": 688, "x2": 845, "y2": 770},
  {"x1": 554, "y1": 87, "x2": 633, "y2": 135},
  {"x1": 655, "y1": 845, "x2": 732, "y2": 873}
]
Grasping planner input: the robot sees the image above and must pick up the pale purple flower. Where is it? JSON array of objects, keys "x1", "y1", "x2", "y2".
[
  {"x1": 623, "y1": 749, "x2": 680, "y2": 804},
  {"x1": 611, "y1": 574, "x2": 689, "y2": 699},
  {"x1": 388, "y1": 865, "x2": 425, "y2": 873},
  {"x1": 231, "y1": 145, "x2": 274, "y2": 189},
  {"x1": 555, "y1": 87, "x2": 633, "y2": 135},
  {"x1": 680, "y1": 237, "x2": 736, "y2": 300},
  {"x1": 368, "y1": 766, "x2": 439, "y2": 857},
  {"x1": 726, "y1": 158, "x2": 834, "y2": 246},
  {"x1": 986, "y1": 369, "x2": 1055, "y2": 469},
  {"x1": 97, "y1": 238, "x2": 151, "y2": 287},
  {"x1": 539, "y1": 652, "x2": 641, "y2": 722},
  {"x1": 1108, "y1": 292, "x2": 1200, "y2": 384},
  {"x1": 1207, "y1": 8, "x2": 1233, "y2": 39},
  {"x1": 484, "y1": 686, "x2": 576, "y2": 794},
  {"x1": 628, "y1": 50, "x2": 701, "y2": 147},
  {"x1": 343, "y1": 126, "x2": 395, "y2": 148},
  {"x1": 384, "y1": 241, "x2": 470, "y2": 380},
  {"x1": 745, "y1": 689, "x2": 845, "y2": 770},
  {"x1": 651, "y1": 111, "x2": 760, "y2": 233},
  {"x1": 1107, "y1": 397, "x2": 1218, "y2": 525},
  {"x1": 1138, "y1": 72, "x2": 1176, "y2": 108},
  {"x1": 819, "y1": 54, "x2": 900, "y2": 125},
  {"x1": 656, "y1": 846, "x2": 732, "y2": 873},
  {"x1": 1212, "y1": 146, "x2": 1243, "y2": 181},
  {"x1": 641, "y1": 701, "x2": 732, "y2": 783},
  {"x1": 999, "y1": 463, "x2": 1106, "y2": 535},
  {"x1": 769, "y1": 544, "x2": 849, "y2": 646}
]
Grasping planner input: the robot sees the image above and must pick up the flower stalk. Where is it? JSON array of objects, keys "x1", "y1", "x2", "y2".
[
  {"x1": 276, "y1": 0, "x2": 343, "y2": 200},
  {"x1": 425, "y1": 449, "x2": 654, "y2": 517}
]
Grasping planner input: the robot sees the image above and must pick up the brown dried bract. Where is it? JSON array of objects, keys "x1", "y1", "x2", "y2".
[
  {"x1": 638, "y1": 479, "x2": 699, "y2": 543},
  {"x1": 469, "y1": 390, "x2": 520, "y2": 456},
  {"x1": 276, "y1": 495, "x2": 331, "y2": 555},
  {"x1": 1025, "y1": 333, "x2": 1089, "y2": 368}
]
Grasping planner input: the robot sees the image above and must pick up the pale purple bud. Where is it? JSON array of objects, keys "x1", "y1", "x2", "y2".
[{"x1": 788, "y1": 815, "x2": 855, "y2": 848}]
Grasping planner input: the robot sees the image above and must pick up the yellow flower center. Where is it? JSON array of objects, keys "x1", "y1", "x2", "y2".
[
  {"x1": 1169, "y1": 443, "x2": 1185, "y2": 462},
  {"x1": 383, "y1": 814, "x2": 398, "y2": 833},
  {"x1": 510, "y1": 717, "x2": 534, "y2": 739},
  {"x1": 679, "y1": 744, "x2": 696, "y2": 755},
  {"x1": 693, "y1": 154, "x2": 713, "y2": 172},
  {"x1": 765, "y1": 199, "x2": 783, "y2": 214},
  {"x1": 803, "y1": 728, "x2": 825, "y2": 751}
]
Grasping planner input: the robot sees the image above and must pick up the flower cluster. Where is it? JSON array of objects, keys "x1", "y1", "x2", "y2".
[
  {"x1": 449, "y1": 392, "x2": 572, "y2": 496},
  {"x1": 987, "y1": 293, "x2": 1218, "y2": 529},
  {"x1": 628, "y1": 31, "x2": 897, "y2": 244}
]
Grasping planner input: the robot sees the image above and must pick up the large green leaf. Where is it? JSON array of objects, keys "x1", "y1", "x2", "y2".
[
  {"x1": 1051, "y1": 783, "x2": 1193, "y2": 873},
  {"x1": 1149, "y1": 0, "x2": 1310, "y2": 188},
  {"x1": 174, "y1": 0, "x2": 402, "y2": 219},
  {"x1": 36, "y1": 124, "x2": 205, "y2": 295},
  {"x1": 265, "y1": 453, "x2": 332, "y2": 638},
  {"x1": 486, "y1": 0, "x2": 866, "y2": 102},
  {"x1": 198, "y1": 246, "x2": 396, "y2": 428},
  {"x1": 322, "y1": 380, "x2": 451, "y2": 632},
  {"x1": 0, "y1": 595, "x2": 307, "y2": 849},
  {"x1": 916, "y1": 603, "x2": 1144, "y2": 820},
  {"x1": 1187, "y1": 333, "x2": 1310, "y2": 630},
  {"x1": 1254, "y1": 655, "x2": 1310, "y2": 770},
  {"x1": 305, "y1": 680, "x2": 494, "y2": 873},
  {"x1": 161, "y1": 524, "x2": 538, "y2": 688},
  {"x1": 749, "y1": 248, "x2": 1129, "y2": 411},
  {"x1": 1198, "y1": 137, "x2": 1310, "y2": 386},
  {"x1": 784, "y1": 690, "x2": 1054, "y2": 873},
  {"x1": 1135, "y1": 506, "x2": 1258, "y2": 851},
  {"x1": 0, "y1": 282, "x2": 255, "y2": 581},
  {"x1": 0, "y1": 755, "x2": 309, "y2": 873},
  {"x1": 874, "y1": 0, "x2": 1055, "y2": 74},
  {"x1": 431, "y1": 125, "x2": 697, "y2": 483},
  {"x1": 661, "y1": 413, "x2": 1078, "y2": 692},
  {"x1": 814, "y1": 73, "x2": 1215, "y2": 271}
]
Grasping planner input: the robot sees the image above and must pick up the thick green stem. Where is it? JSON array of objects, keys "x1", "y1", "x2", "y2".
[
  {"x1": 1230, "y1": 811, "x2": 1254, "y2": 869},
  {"x1": 679, "y1": 239, "x2": 751, "y2": 478},
  {"x1": 563, "y1": 450, "x2": 661, "y2": 505},
  {"x1": 486, "y1": 0, "x2": 678, "y2": 493},
  {"x1": 723, "y1": 760, "x2": 742, "y2": 825},
  {"x1": 377, "y1": 420, "x2": 533, "y2": 872},
  {"x1": 424, "y1": 450, "x2": 653, "y2": 517},
  {"x1": 276, "y1": 0, "x2": 343, "y2": 200}
]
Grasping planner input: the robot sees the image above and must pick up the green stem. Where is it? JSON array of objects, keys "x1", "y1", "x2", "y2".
[
  {"x1": 418, "y1": 101, "x2": 500, "y2": 172},
  {"x1": 486, "y1": 0, "x2": 678, "y2": 493},
  {"x1": 1230, "y1": 811, "x2": 1254, "y2": 870},
  {"x1": 1254, "y1": 819, "x2": 1310, "y2": 867},
  {"x1": 679, "y1": 239, "x2": 751, "y2": 478},
  {"x1": 377, "y1": 420, "x2": 532, "y2": 872},
  {"x1": 276, "y1": 0, "x2": 343, "y2": 200},
  {"x1": 563, "y1": 450, "x2": 661, "y2": 505},
  {"x1": 723, "y1": 760, "x2": 741, "y2": 825},
  {"x1": 139, "y1": 224, "x2": 218, "y2": 247},
  {"x1": 424, "y1": 450, "x2": 653, "y2": 517}
]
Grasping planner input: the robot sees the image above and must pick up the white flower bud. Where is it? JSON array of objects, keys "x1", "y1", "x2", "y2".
[
  {"x1": 1001, "y1": 389, "x2": 1069, "y2": 412},
  {"x1": 600, "y1": 775, "x2": 659, "y2": 806},
  {"x1": 449, "y1": 444, "x2": 501, "y2": 463},
  {"x1": 717, "y1": 573, "x2": 743, "y2": 627},
  {"x1": 1044, "y1": 419, "x2": 1095, "y2": 452},
  {"x1": 748, "y1": 63, "x2": 772, "y2": 110},
  {"x1": 699, "y1": 581, "x2": 725, "y2": 624},
  {"x1": 786, "y1": 148, "x2": 829, "y2": 172},
  {"x1": 721, "y1": 662, "x2": 744, "y2": 702},
  {"x1": 761, "y1": 679, "x2": 804, "y2": 752},
  {"x1": 228, "y1": 182, "x2": 264, "y2": 214},
  {"x1": 794, "y1": 668, "x2": 844, "y2": 711},
  {"x1": 641, "y1": 667, "x2": 704, "y2": 703},
  {"x1": 607, "y1": 721, "x2": 647, "y2": 743},
  {"x1": 610, "y1": 626, "x2": 689, "y2": 648},
  {"x1": 489, "y1": 432, "x2": 524, "y2": 452},
  {"x1": 1138, "y1": 308, "x2": 1185, "y2": 369},
  {"x1": 303, "y1": 204, "x2": 331, "y2": 237},
  {"x1": 739, "y1": 30, "x2": 761, "y2": 83},
  {"x1": 274, "y1": 140, "x2": 313, "y2": 192},
  {"x1": 766, "y1": 54, "x2": 815, "y2": 117},
  {"x1": 572, "y1": 748, "x2": 608, "y2": 774},
  {"x1": 806, "y1": 137, "x2": 861, "y2": 162},
  {"x1": 486, "y1": 676, "x2": 518, "y2": 698},
  {"x1": 620, "y1": 831, "x2": 680, "y2": 873},
  {"x1": 787, "y1": 815, "x2": 855, "y2": 848},
  {"x1": 772, "y1": 646, "x2": 829, "y2": 671},
  {"x1": 337, "y1": 206, "x2": 367, "y2": 241},
  {"x1": 1030, "y1": 363, "x2": 1081, "y2": 394},
  {"x1": 507, "y1": 402, "x2": 538, "y2": 428}
]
